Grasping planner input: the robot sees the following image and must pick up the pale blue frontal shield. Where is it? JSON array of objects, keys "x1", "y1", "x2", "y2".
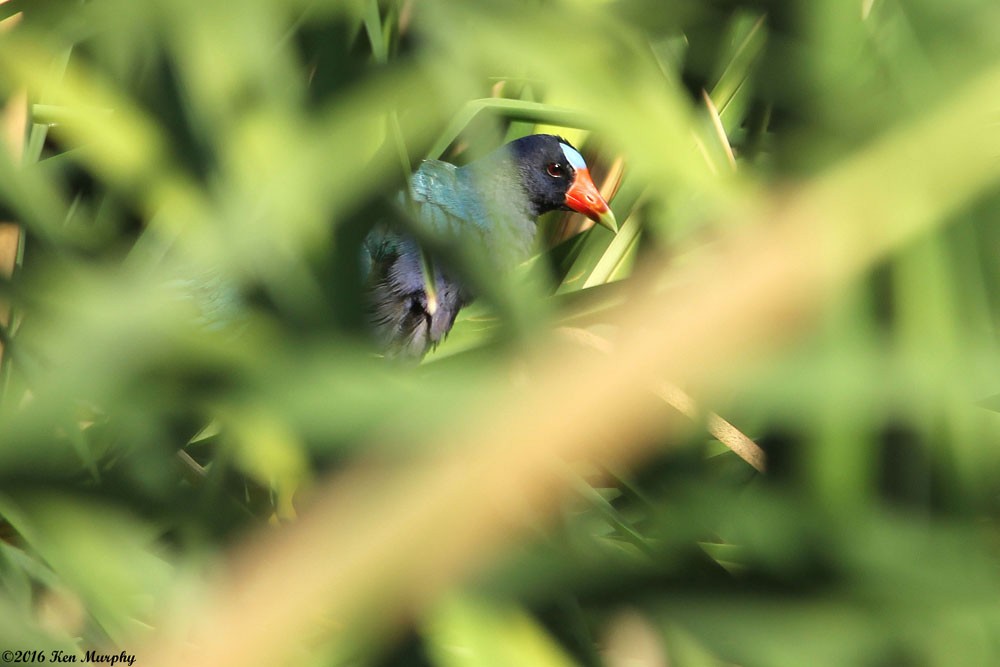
[{"x1": 559, "y1": 143, "x2": 588, "y2": 170}]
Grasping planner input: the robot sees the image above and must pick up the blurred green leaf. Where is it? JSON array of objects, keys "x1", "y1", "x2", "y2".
[
  {"x1": 425, "y1": 596, "x2": 580, "y2": 667},
  {"x1": 0, "y1": 493, "x2": 172, "y2": 644}
]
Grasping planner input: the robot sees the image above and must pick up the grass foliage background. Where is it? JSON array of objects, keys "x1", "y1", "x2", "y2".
[{"x1": 1, "y1": 0, "x2": 1000, "y2": 665}]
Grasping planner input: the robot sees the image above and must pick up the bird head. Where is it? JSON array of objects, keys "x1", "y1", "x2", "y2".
[{"x1": 506, "y1": 134, "x2": 618, "y2": 233}]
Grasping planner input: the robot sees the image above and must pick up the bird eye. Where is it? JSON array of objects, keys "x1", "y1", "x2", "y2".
[{"x1": 546, "y1": 162, "x2": 566, "y2": 178}]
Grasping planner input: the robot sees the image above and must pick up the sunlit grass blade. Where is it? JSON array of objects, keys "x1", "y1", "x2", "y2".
[{"x1": 581, "y1": 211, "x2": 642, "y2": 288}]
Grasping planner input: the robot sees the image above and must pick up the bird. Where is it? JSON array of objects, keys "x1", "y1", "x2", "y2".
[{"x1": 362, "y1": 134, "x2": 617, "y2": 359}]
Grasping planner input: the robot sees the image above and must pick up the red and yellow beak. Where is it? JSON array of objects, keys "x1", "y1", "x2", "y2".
[{"x1": 565, "y1": 168, "x2": 617, "y2": 233}]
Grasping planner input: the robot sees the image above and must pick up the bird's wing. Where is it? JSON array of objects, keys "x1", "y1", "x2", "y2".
[
  {"x1": 408, "y1": 159, "x2": 490, "y2": 240},
  {"x1": 362, "y1": 160, "x2": 477, "y2": 276},
  {"x1": 415, "y1": 159, "x2": 537, "y2": 264}
]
